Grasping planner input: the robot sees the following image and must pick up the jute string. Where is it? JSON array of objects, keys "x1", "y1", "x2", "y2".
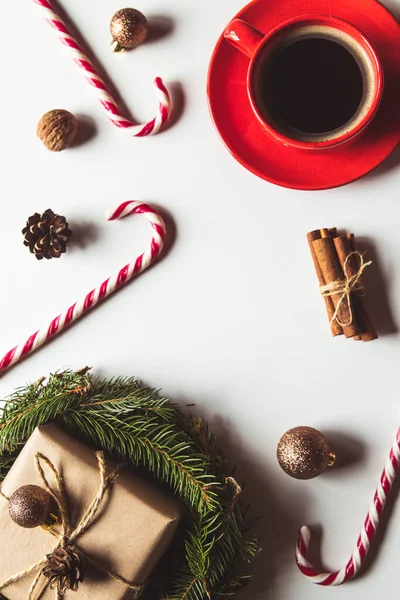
[
  {"x1": 319, "y1": 251, "x2": 372, "y2": 327},
  {"x1": 0, "y1": 452, "x2": 145, "y2": 599}
]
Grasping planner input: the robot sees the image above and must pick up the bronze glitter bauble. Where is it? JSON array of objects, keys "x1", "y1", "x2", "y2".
[
  {"x1": 110, "y1": 8, "x2": 148, "y2": 52},
  {"x1": 9, "y1": 485, "x2": 52, "y2": 528},
  {"x1": 277, "y1": 426, "x2": 335, "y2": 480}
]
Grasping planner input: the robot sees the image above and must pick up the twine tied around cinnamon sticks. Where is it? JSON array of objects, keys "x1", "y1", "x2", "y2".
[
  {"x1": 0, "y1": 452, "x2": 146, "y2": 600},
  {"x1": 307, "y1": 228, "x2": 377, "y2": 341},
  {"x1": 319, "y1": 251, "x2": 372, "y2": 327}
]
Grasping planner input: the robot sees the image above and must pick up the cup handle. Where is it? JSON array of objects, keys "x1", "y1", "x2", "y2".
[{"x1": 224, "y1": 19, "x2": 265, "y2": 59}]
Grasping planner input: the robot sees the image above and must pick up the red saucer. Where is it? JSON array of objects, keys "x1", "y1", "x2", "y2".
[{"x1": 207, "y1": 0, "x2": 400, "y2": 190}]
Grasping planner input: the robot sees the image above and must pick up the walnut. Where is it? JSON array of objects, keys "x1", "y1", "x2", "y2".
[{"x1": 37, "y1": 109, "x2": 78, "y2": 152}]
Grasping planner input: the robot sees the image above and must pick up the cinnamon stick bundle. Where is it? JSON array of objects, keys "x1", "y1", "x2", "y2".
[{"x1": 307, "y1": 228, "x2": 377, "y2": 342}]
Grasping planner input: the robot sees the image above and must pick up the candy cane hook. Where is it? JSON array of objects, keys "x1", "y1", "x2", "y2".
[
  {"x1": 0, "y1": 201, "x2": 166, "y2": 372},
  {"x1": 296, "y1": 426, "x2": 400, "y2": 585},
  {"x1": 34, "y1": 0, "x2": 171, "y2": 136}
]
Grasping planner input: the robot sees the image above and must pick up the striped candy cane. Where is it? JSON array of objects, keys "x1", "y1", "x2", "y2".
[
  {"x1": 0, "y1": 201, "x2": 166, "y2": 372},
  {"x1": 34, "y1": 0, "x2": 171, "y2": 136},
  {"x1": 296, "y1": 426, "x2": 400, "y2": 585}
]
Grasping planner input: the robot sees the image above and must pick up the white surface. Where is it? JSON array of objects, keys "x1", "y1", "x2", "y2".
[{"x1": 1, "y1": 1, "x2": 400, "y2": 598}]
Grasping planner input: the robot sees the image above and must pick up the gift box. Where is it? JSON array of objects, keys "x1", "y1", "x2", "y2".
[{"x1": 0, "y1": 423, "x2": 181, "y2": 599}]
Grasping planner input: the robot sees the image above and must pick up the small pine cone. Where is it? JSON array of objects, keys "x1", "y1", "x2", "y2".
[
  {"x1": 37, "y1": 109, "x2": 78, "y2": 152},
  {"x1": 42, "y1": 546, "x2": 86, "y2": 595},
  {"x1": 22, "y1": 209, "x2": 73, "y2": 260}
]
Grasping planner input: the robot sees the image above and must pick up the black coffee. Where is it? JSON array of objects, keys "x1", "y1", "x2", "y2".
[{"x1": 258, "y1": 38, "x2": 364, "y2": 134}]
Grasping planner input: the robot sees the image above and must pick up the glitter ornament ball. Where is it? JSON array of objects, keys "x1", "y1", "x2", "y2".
[
  {"x1": 110, "y1": 8, "x2": 148, "y2": 52},
  {"x1": 277, "y1": 426, "x2": 335, "y2": 480},
  {"x1": 9, "y1": 485, "x2": 52, "y2": 528}
]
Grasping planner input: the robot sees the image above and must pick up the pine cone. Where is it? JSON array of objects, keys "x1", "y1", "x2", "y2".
[
  {"x1": 22, "y1": 209, "x2": 72, "y2": 260},
  {"x1": 42, "y1": 546, "x2": 86, "y2": 594}
]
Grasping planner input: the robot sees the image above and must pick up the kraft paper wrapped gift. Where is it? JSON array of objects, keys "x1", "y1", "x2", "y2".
[{"x1": 0, "y1": 423, "x2": 181, "y2": 599}]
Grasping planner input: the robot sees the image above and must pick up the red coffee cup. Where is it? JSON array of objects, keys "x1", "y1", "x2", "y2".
[{"x1": 224, "y1": 15, "x2": 383, "y2": 150}]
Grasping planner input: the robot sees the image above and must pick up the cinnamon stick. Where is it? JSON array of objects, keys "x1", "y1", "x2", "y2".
[
  {"x1": 312, "y1": 232, "x2": 360, "y2": 338},
  {"x1": 307, "y1": 229, "x2": 343, "y2": 337},
  {"x1": 341, "y1": 234, "x2": 377, "y2": 342}
]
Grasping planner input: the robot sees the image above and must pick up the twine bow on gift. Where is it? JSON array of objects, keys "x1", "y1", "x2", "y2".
[
  {"x1": 319, "y1": 251, "x2": 372, "y2": 327},
  {"x1": 0, "y1": 452, "x2": 145, "y2": 600}
]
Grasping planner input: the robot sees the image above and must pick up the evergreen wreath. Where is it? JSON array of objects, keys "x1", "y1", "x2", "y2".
[{"x1": 0, "y1": 369, "x2": 258, "y2": 600}]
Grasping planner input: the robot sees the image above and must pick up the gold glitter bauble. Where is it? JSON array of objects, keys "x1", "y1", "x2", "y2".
[
  {"x1": 110, "y1": 8, "x2": 148, "y2": 52},
  {"x1": 9, "y1": 485, "x2": 52, "y2": 528},
  {"x1": 277, "y1": 426, "x2": 335, "y2": 480}
]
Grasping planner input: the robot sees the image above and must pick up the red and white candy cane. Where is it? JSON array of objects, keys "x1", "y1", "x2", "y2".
[
  {"x1": 296, "y1": 426, "x2": 400, "y2": 585},
  {"x1": 34, "y1": 0, "x2": 171, "y2": 136},
  {"x1": 0, "y1": 201, "x2": 166, "y2": 372}
]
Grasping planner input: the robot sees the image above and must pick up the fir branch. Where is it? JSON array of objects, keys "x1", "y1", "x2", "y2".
[
  {"x1": 0, "y1": 370, "x2": 258, "y2": 599},
  {"x1": 0, "y1": 453, "x2": 19, "y2": 483},
  {"x1": 62, "y1": 409, "x2": 219, "y2": 513}
]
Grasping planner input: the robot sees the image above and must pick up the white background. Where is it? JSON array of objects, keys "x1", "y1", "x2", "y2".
[{"x1": 1, "y1": 0, "x2": 400, "y2": 598}]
